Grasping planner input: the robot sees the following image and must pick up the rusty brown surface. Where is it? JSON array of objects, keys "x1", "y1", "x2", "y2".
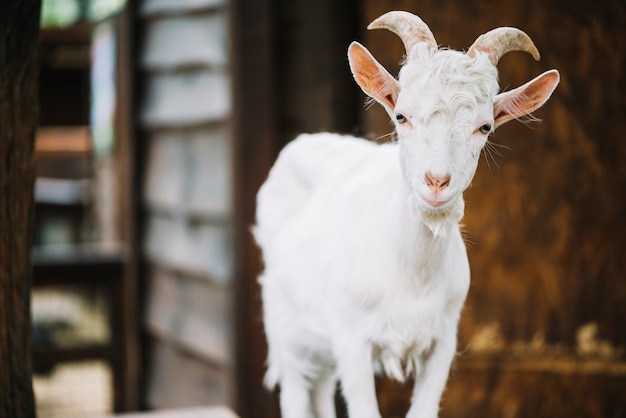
[{"x1": 442, "y1": 362, "x2": 626, "y2": 418}]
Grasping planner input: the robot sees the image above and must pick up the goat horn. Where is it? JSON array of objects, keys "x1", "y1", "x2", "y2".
[
  {"x1": 368, "y1": 11, "x2": 437, "y2": 55},
  {"x1": 467, "y1": 27, "x2": 540, "y2": 65}
]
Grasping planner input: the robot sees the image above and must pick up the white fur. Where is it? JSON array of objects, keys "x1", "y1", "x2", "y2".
[
  {"x1": 254, "y1": 16, "x2": 558, "y2": 418},
  {"x1": 256, "y1": 132, "x2": 468, "y2": 418}
]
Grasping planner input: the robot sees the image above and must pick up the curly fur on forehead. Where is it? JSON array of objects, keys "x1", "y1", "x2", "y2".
[{"x1": 398, "y1": 44, "x2": 500, "y2": 111}]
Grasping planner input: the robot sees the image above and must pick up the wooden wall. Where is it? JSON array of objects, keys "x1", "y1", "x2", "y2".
[
  {"x1": 358, "y1": 0, "x2": 626, "y2": 417},
  {"x1": 137, "y1": 0, "x2": 235, "y2": 409}
]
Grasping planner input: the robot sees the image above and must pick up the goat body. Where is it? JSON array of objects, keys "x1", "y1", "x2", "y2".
[
  {"x1": 257, "y1": 133, "x2": 469, "y2": 418},
  {"x1": 255, "y1": 11, "x2": 559, "y2": 418}
]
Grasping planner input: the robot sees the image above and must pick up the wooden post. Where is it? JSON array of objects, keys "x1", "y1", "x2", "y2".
[
  {"x1": 231, "y1": 1, "x2": 361, "y2": 416},
  {"x1": 231, "y1": 0, "x2": 280, "y2": 416},
  {"x1": 0, "y1": 2, "x2": 41, "y2": 417}
]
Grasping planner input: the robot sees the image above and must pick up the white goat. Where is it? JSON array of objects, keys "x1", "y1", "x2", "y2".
[{"x1": 255, "y1": 11, "x2": 559, "y2": 418}]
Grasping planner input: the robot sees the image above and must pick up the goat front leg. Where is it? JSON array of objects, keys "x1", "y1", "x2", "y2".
[
  {"x1": 279, "y1": 368, "x2": 315, "y2": 418},
  {"x1": 406, "y1": 333, "x2": 456, "y2": 418},
  {"x1": 312, "y1": 368, "x2": 338, "y2": 418},
  {"x1": 335, "y1": 338, "x2": 381, "y2": 418}
]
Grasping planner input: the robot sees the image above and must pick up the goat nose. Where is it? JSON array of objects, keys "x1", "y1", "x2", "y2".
[{"x1": 425, "y1": 172, "x2": 451, "y2": 194}]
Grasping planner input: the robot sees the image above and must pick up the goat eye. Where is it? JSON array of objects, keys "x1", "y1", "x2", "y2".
[
  {"x1": 395, "y1": 113, "x2": 407, "y2": 124},
  {"x1": 478, "y1": 123, "x2": 492, "y2": 135}
]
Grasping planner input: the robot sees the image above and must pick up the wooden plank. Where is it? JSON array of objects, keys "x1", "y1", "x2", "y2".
[
  {"x1": 142, "y1": 13, "x2": 228, "y2": 70},
  {"x1": 374, "y1": 362, "x2": 626, "y2": 418},
  {"x1": 374, "y1": 354, "x2": 626, "y2": 417},
  {"x1": 144, "y1": 266, "x2": 233, "y2": 365},
  {"x1": 36, "y1": 126, "x2": 92, "y2": 155},
  {"x1": 442, "y1": 363, "x2": 626, "y2": 418},
  {"x1": 34, "y1": 127, "x2": 92, "y2": 182},
  {"x1": 141, "y1": 71, "x2": 230, "y2": 129},
  {"x1": 90, "y1": 406, "x2": 237, "y2": 418},
  {"x1": 186, "y1": 127, "x2": 232, "y2": 216},
  {"x1": 35, "y1": 156, "x2": 92, "y2": 179},
  {"x1": 141, "y1": 0, "x2": 226, "y2": 16},
  {"x1": 144, "y1": 339, "x2": 234, "y2": 409},
  {"x1": 32, "y1": 246, "x2": 125, "y2": 287},
  {"x1": 144, "y1": 215, "x2": 232, "y2": 284},
  {"x1": 143, "y1": 131, "x2": 186, "y2": 212},
  {"x1": 144, "y1": 126, "x2": 231, "y2": 217},
  {"x1": 40, "y1": 24, "x2": 91, "y2": 45},
  {"x1": 113, "y1": 5, "x2": 142, "y2": 411},
  {"x1": 32, "y1": 345, "x2": 113, "y2": 374},
  {"x1": 35, "y1": 178, "x2": 90, "y2": 205}
]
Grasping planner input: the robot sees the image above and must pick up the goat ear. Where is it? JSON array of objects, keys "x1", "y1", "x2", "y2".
[
  {"x1": 493, "y1": 69, "x2": 560, "y2": 128},
  {"x1": 348, "y1": 42, "x2": 400, "y2": 112}
]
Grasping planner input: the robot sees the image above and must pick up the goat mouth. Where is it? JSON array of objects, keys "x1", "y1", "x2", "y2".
[
  {"x1": 425, "y1": 199, "x2": 447, "y2": 208},
  {"x1": 421, "y1": 196, "x2": 450, "y2": 208}
]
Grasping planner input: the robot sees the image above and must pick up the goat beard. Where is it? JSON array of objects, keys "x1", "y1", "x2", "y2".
[{"x1": 408, "y1": 195, "x2": 465, "y2": 238}]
